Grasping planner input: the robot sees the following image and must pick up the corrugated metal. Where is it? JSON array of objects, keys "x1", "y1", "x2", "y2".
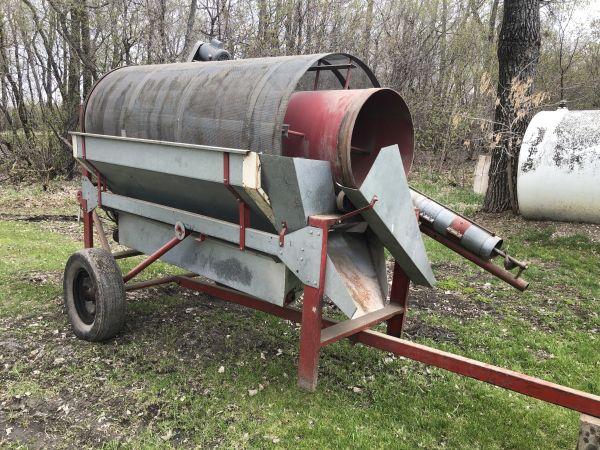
[
  {"x1": 84, "y1": 53, "x2": 378, "y2": 154},
  {"x1": 518, "y1": 108, "x2": 600, "y2": 223}
]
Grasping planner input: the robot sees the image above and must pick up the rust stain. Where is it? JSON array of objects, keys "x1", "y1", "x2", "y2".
[{"x1": 329, "y1": 250, "x2": 384, "y2": 314}]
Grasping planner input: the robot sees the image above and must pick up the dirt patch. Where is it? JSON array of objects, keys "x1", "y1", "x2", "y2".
[
  {"x1": 0, "y1": 284, "x2": 287, "y2": 448},
  {"x1": 0, "y1": 213, "x2": 78, "y2": 222},
  {"x1": 403, "y1": 316, "x2": 459, "y2": 345},
  {"x1": 409, "y1": 284, "x2": 498, "y2": 322},
  {"x1": 550, "y1": 222, "x2": 600, "y2": 242},
  {"x1": 20, "y1": 270, "x2": 63, "y2": 285},
  {"x1": 124, "y1": 287, "x2": 284, "y2": 362},
  {"x1": 0, "y1": 391, "x2": 125, "y2": 448},
  {"x1": 0, "y1": 182, "x2": 78, "y2": 216},
  {"x1": 386, "y1": 260, "x2": 500, "y2": 322}
]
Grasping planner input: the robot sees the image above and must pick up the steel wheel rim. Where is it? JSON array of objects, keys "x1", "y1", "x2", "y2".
[{"x1": 73, "y1": 268, "x2": 97, "y2": 325}]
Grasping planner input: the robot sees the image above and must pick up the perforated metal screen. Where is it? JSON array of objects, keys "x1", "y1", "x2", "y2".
[{"x1": 84, "y1": 53, "x2": 379, "y2": 154}]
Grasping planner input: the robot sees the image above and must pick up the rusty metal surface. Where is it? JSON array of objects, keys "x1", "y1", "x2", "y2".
[
  {"x1": 410, "y1": 189, "x2": 503, "y2": 259},
  {"x1": 283, "y1": 88, "x2": 414, "y2": 187},
  {"x1": 419, "y1": 224, "x2": 529, "y2": 291},
  {"x1": 326, "y1": 232, "x2": 387, "y2": 316},
  {"x1": 84, "y1": 53, "x2": 378, "y2": 155}
]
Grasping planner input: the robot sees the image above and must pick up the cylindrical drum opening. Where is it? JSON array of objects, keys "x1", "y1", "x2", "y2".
[{"x1": 282, "y1": 88, "x2": 414, "y2": 188}]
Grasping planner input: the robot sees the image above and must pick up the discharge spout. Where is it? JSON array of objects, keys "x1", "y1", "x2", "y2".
[{"x1": 410, "y1": 189, "x2": 529, "y2": 291}]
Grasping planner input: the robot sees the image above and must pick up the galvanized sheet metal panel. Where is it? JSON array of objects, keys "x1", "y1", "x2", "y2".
[
  {"x1": 119, "y1": 213, "x2": 299, "y2": 304},
  {"x1": 73, "y1": 133, "x2": 275, "y2": 230},
  {"x1": 260, "y1": 155, "x2": 336, "y2": 232},
  {"x1": 73, "y1": 133, "x2": 245, "y2": 184},
  {"x1": 343, "y1": 145, "x2": 435, "y2": 287}
]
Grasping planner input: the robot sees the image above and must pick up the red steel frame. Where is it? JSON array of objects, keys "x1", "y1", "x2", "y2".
[
  {"x1": 77, "y1": 134, "x2": 94, "y2": 249},
  {"x1": 76, "y1": 150, "x2": 600, "y2": 420},
  {"x1": 174, "y1": 276, "x2": 600, "y2": 417},
  {"x1": 122, "y1": 232, "x2": 189, "y2": 283},
  {"x1": 223, "y1": 152, "x2": 250, "y2": 250}
]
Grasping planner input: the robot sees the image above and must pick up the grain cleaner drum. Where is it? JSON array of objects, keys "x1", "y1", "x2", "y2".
[{"x1": 62, "y1": 51, "x2": 600, "y2": 421}]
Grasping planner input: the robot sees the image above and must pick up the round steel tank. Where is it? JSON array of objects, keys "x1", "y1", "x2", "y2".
[{"x1": 517, "y1": 107, "x2": 600, "y2": 223}]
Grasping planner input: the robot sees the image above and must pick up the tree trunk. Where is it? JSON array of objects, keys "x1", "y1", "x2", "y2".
[
  {"x1": 257, "y1": 0, "x2": 267, "y2": 48},
  {"x1": 483, "y1": 0, "x2": 541, "y2": 213},
  {"x1": 488, "y1": 0, "x2": 500, "y2": 42},
  {"x1": 79, "y1": 0, "x2": 93, "y2": 99},
  {"x1": 158, "y1": 0, "x2": 168, "y2": 63},
  {"x1": 362, "y1": 0, "x2": 374, "y2": 63},
  {"x1": 182, "y1": 0, "x2": 197, "y2": 59},
  {"x1": 66, "y1": 5, "x2": 81, "y2": 132}
]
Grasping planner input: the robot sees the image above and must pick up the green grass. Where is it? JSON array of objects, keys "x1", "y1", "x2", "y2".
[
  {"x1": 0, "y1": 181, "x2": 78, "y2": 217},
  {"x1": 0, "y1": 178, "x2": 598, "y2": 448}
]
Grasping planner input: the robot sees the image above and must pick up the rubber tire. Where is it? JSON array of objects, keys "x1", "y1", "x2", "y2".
[{"x1": 63, "y1": 248, "x2": 125, "y2": 341}]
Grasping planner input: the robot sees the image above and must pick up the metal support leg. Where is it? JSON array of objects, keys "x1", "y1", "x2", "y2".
[
  {"x1": 81, "y1": 199, "x2": 93, "y2": 249},
  {"x1": 298, "y1": 217, "x2": 330, "y2": 391},
  {"x1": 386, "y1": 261, "x2": 410, "y2": 337},
  {"x1": 238, "y1": 201, "x2": 250, "y2": 250},
  {"x1": 297, "y1": 284, "x2": 323, "y2": 391},
  {"x1": 92, "y1": 210, "x2": 110, "y2": 251},
  {"x1": 77, "y1": 176, "x2": 93, "y2": 249}
]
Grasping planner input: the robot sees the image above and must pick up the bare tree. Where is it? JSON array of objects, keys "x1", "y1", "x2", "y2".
[
  {"x1": 483, "y1": 0, "x2": 541, "y2": 213},
  {"x1": 1, "y1": 0, "x2": 598, "y2": 185}
]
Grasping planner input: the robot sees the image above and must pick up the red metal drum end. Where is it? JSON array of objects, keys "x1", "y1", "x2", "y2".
[{"x1": 282, "y1": 88, "x2": 414, "y2": 188}]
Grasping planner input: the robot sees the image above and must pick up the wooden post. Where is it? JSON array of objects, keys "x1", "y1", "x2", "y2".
[{"x1": 578, "y1": 414, "x2": 600, "y2": 450}]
